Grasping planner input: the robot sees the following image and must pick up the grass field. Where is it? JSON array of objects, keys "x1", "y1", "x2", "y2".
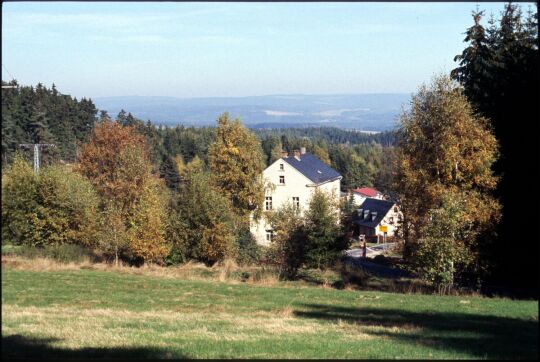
[{"x1": 2, "y1": 257, "x2": 538, "y2": 359}]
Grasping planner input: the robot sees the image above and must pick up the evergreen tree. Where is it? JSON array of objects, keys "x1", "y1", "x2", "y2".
[
  {"x1": 304, "y1": 188, "x2": 347, "y2": 270},
  {"x1": 451, "y1": 3, "x2": 539, "y2": 291}
]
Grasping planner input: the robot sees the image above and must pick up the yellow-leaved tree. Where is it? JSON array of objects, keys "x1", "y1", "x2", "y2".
[
  {"x1": 208, "y1": 113, "x2": 266, "y2": 222},
  {"x1": 395, "y1": 75, "x2": 500, "y2": 291}
]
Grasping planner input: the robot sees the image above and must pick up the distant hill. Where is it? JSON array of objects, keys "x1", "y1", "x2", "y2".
[{"x1": 93, "y1": 94, "x2": 411, "y2": 131}]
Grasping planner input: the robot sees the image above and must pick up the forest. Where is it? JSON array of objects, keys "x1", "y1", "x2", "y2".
[{"x1": 1, "y1": 84, "x2": 396, "y2": 193}]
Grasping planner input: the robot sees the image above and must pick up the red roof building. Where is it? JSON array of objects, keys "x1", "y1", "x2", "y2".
[{"x1": 352, "y1": 187, "x2": 381, "y2": 198}]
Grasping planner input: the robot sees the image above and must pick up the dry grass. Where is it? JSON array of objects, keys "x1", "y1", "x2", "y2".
[
  {"x1": 3, "y1": 255, "x2": 205, "y2": 278},
  {"x1": 2, "y1": 303, "x2": 374, "y2": 349}
]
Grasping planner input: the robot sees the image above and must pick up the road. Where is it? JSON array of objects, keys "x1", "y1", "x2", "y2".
[{"x1": 343, "y1": 243, "x2": 412, "y2": 278}]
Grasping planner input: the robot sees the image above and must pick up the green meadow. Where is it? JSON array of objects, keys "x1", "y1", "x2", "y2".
[{"x1": 2, "y1": 261, "x2": 537, "y2": 359}]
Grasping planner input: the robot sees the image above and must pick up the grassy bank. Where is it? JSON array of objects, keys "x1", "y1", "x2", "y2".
[{"x1": 2, "y1": 257, "x2": 537, "y2": 359}]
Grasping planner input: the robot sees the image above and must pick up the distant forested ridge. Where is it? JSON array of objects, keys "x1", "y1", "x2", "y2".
[{"x1": 253, "y1": 127, "x2": 395, "y2": 147}]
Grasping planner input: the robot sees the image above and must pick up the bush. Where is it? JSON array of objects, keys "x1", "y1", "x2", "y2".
[
  {"x1": 2, "y1": 156, "x2": 100, "y2": 248},
  {"x1": 338, "y1": 261, "x2": 369, "y2": 287},
  {"x1": 264, "y1": 204, "x2": 308, "y2": 280},
  {"x1": 235, "y1": 226, "x2": 261, "y2": 265}
]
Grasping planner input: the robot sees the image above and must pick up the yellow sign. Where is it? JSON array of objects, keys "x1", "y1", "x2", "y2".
[{"x1": 379, "y1": 225, "x2": 388, "y2": 233}]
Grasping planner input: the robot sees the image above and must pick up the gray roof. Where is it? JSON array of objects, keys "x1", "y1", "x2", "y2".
[
  {"x1": 353, "y1": 198, "x2": 395, "y2": 228},
  {"x1": 283, "y1": 153, "x2": 342, "y2": 184}
]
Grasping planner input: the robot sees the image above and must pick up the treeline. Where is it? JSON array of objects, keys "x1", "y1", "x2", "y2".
[
  {"x1": 253, "y1": 127, "x2": 395, "y2": 146},
  {"x1": 1, "y1": 81, "x2": 97, "y2": 166},
  {"x1": 2, "y1": 82, "x2": 395, "y2": 193},
  {"x1": 2, "y1": 113, "x2": 350, "y2": 278},
  {"x1": 450, "y1": 3, "x2": 538, "y2": 292}
]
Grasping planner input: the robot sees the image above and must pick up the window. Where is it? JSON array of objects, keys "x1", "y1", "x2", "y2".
[
  {"x1": 394, "y1": 206, "x2": 398, "y2": 213},
  {"x1": 292, "y1": 197, "x2": 300, "y2": 209},
  {"x1": 279, "y1": 163, "x2": 284, "y2": 170},
  {"x1": 265, "y1": 197, "x2": 272, "y2": 211},
  {"x1": 266, "y1": 230, "x2": 274, "y2": 242},
  {"x1": 279, "y1": 175, "x2": 285, "y2": 184},
  {"x1": 389, "y1": 216, "x2": 394, "y2": 224}
]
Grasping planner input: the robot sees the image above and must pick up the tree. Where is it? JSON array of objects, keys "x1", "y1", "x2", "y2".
[
  {"x1": 265, "y1": 203, "x2": 308, "y2": 280},
  {"x1": 76, "y1": 120, "x2": 168, "y2": 264},
  {"x1": 304, "y1": 188, "x2": 348, "y2": 270},
  {"x1": 208, "y1": 113, "x2": 265, "y2": 222},
  {"x1": 408, "y1": 190, "x2": 499, "y2": 293},
  {"x1": 167, "y1": 156, "x2": 236, "y2": 266},
  {"x1": 451, "y1": 3, "x2": 539, "y2": 291},
  {"x1": 395, "y1": 75, "x2": 500, "y2": 288},
  {"x1": 312, "y1": 144, "x2": 331, "y2": 165}
]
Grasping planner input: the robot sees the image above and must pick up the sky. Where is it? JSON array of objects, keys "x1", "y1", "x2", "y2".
[{"x1": 1, "y1": 1, "x2": 534, "y2": 99}]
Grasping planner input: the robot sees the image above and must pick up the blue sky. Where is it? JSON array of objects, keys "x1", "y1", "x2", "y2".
[{"x1": 2, "y1": 2, "x2": 533, "y2": 99}]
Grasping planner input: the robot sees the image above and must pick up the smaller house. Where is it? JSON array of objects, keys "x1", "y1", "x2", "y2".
[
  {"x1": 351, "y1": 187, "x2": 384, "y2": 206},
  {"x1": 353, "y1": 198, "x2": 401, "y2": 243}
]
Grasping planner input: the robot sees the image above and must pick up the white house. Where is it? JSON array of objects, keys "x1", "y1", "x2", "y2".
[
  {"x1": 250, "y1": 147, "x2": 342, "y2": 245},
  {"x1": 353, "y1": 198, "x2": 402, "y2": 243},
  {"x1": 351, "y1": 187, "x2": 384, "y2": 206}
]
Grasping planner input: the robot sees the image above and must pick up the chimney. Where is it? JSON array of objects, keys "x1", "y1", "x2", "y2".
[
  {"x1": 371, "y1": 212, "x2": 378, "y2": 221},
  {"x1": 293, "y1": 149, "x2": 301, "y2": 160},
  {"x1": 300, "y1": 147, "x2": 306, "y2": 155},
  {"x1": 281, "y1": 150, "x2": 288, "y2": 158}
]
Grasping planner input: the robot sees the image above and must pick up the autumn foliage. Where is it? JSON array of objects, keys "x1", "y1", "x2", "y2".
[{"x1": 76, "y1": 120, "x2": 169, "y2": 264}]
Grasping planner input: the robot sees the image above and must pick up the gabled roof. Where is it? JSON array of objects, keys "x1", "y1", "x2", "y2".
[
  {"x1": 353, "y1": 198, "x2": 395, "y2": 228},
  {"x1": 282, "y1": 153, "x2": 342, "y2": 184},
  {"x1": 353, "y1": 187, "x2": 380, "y2": 197}
]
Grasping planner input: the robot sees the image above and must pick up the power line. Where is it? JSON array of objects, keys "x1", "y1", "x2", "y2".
[
  {"x1": 2, "y1": 63, "x2": 15, "y2": 81},
  {"x1": 2, "y1": 64, "x2": 17, "y2": 89}
]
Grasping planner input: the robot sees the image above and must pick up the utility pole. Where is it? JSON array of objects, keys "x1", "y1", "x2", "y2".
[{"x1": 19, "y1": 143, "x2": 56, "y2": 173}]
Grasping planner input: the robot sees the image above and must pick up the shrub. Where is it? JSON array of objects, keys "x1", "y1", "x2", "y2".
[
  {"x1": 2, "y1": 155, "x2": 100, "y2": 248},
  {"x1": 264, "y1": 204, "x2": 308, "y2": 280},
  {"x1": 235, "y1": 226, "x2": 261, "y2": 265}
]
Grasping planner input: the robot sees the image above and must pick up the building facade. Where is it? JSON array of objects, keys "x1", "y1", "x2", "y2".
[
  {"x1": 353, "y1": 198, "x2": 402, "y2": 243},
  {"x1": 250, "y1": 148, "x2": 342, "y2": 245}
]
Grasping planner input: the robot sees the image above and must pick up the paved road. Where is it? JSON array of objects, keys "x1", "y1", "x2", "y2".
[
  {"x1": 343, "y1": 243, "x2": 412, "y2": 278},
  {"x1": 345, "y1": 242, "x2": 396, "y2": 258}
]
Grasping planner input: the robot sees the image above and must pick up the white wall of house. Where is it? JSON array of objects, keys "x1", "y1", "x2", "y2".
[
  {"x1": 352, "y1": 193, "x2": 368, "y2": 206},
  {"x1": 352, "y1": 191, "x2": 384, "y2": 207},
  {"x1": 250, "y1": 157, "x2": 341, "y2": 245},
  {"x1": 375, "y1": 205, "x2": 402, "y2": 238}
]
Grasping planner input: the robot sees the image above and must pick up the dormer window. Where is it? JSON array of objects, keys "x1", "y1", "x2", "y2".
[{"x1": 279, "y1": 175, "x2": 285, "y2": 184}]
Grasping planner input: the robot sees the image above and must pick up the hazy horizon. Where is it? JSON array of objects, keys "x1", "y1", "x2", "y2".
[{"x1": 3, "y1": 2, "x2": 531, "y2": 100}]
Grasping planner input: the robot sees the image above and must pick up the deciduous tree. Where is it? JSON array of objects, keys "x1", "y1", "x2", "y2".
[{"x1": 208, "y1": 113, "x2": 265, "y2": 222}]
